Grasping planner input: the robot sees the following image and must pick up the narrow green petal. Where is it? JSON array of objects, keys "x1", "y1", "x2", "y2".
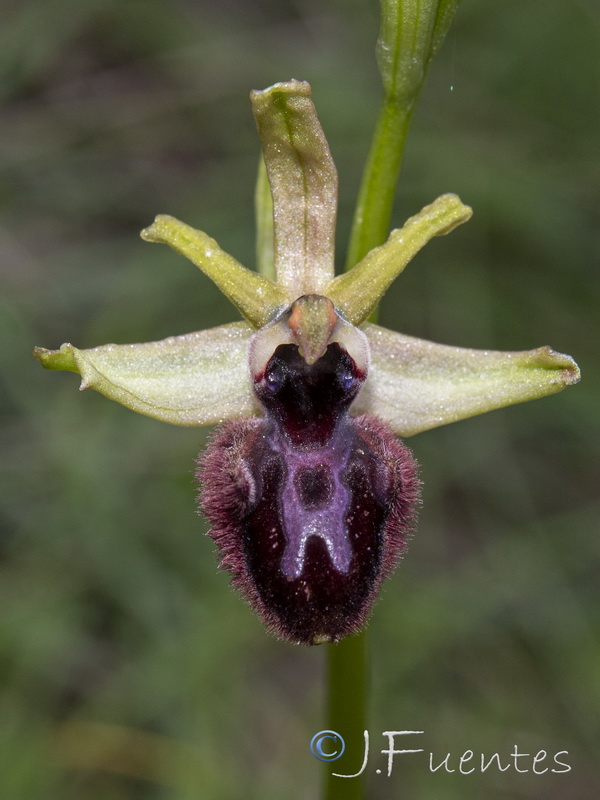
[
  {"x1": 254, "y1": 156, "x2": 275, "y2": 280},
  {"x1": 353, "y1": 323, "x2": 581, "y2": 436},
  {"x1": 250, "y1": 80, "x2": 338, "y2": 296},
  {"x1": 327, "y1": 194, "x2": 471, "y2": 325},
  {"x1": 33, "y1": 322, "x2": 258, "y2": 426},
  {"x1": 141, "y1": 215, "x2": 288, "y2": 328}
]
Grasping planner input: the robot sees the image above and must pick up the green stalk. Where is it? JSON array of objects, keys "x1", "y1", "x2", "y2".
[
  {"x1": 326, "y1": 4, "x2": 461, "y2": 798},
  {"x1": 345, "y1": 0, "x2": 461, "y2": 270},
  {"x1": 324, "y1": 632, "x2": 368, "y2": 800},
  {"x1": 345, "y1": 99, "x2": 414, "y2": 269}
]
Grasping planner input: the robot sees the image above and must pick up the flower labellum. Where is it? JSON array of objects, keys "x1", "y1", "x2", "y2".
[
  {"x1": 34, "y1": 80, "x2": 580, "y2": 645},
  {"x1": 200, "y1": 296, "x2": 419, "y2": 644}
]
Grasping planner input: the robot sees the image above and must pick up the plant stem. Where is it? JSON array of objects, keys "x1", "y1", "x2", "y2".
[
  {"x1": 345, "y1": 99, "x2": 415, "y2": 270},
  {"x1": 324, "y1": 631, "x2": 368, "y2": 800},
  {"x1": 345, "y1": 0, "x2": 462, "y2": 270},
  {"x1": 323, "y1": 82, "x2": 413, "y2": 800},
  {"x1": 323, "y1": 41, "x2": 419, "y2": 800},
  {"x1": 323, "y1": 2, "x2": 461, "y2": 793}
]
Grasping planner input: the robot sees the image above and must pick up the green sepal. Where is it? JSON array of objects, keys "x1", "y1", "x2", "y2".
[
  {"x1": 141, "y1": 215, "x2": 288, "y2": 328},
  {"x1": 251, "y1": 80, "x2": 338, "y2": 296},
  {"x1": 33, "y1": 345, "x2": 78, "y2": 372},
  {"x1": 353, "y1": 323, "x2": 581, "y2": 436},
  {"x1": 33, "y1": 322, "x2": 257, "y2": 426}
]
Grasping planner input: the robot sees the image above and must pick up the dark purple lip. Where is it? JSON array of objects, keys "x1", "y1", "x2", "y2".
[{"x1": 199, "y1": 342, "x2": 420, "y2": 644}]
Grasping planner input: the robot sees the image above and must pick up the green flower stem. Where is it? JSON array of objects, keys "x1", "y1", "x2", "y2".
[
  {"x1": 328, "y1": 4, "x2": 460, "y2": 796},
  {"x1": 346, "y1": 0, "x2": 461, "y2": 269},
  {"x1": 345, "y1": 99, "x2": 414, "y2": 269},
  {"x1": 323, "y1": 44, "x2": 411, "y2": 800},
  {"x1": 324, "y1": 631, "x2": 368, "y2": 800}
]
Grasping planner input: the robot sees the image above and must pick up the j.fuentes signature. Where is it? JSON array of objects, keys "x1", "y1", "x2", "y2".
[{"x1": 310, "y1": 730, "x2": 571, "y2": 777}]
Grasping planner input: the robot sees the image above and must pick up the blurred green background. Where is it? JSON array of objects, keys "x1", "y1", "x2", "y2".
[{"x1": 1, "y1": 0, "x2": 598, "y2": 798}]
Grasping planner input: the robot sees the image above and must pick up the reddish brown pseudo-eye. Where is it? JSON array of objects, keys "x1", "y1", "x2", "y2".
[{"x1": 198, "y1": 296, "x2": 420, "y2": 645}]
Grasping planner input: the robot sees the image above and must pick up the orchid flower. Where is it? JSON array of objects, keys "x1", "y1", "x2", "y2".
[{"x1": 34, "y1": 81, "x2": 580, "y2": 645}]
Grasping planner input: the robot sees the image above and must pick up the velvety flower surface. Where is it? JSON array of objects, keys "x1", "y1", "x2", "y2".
[{"x1": 34, "y1": 80, "x2": 580, "y2": 644}]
